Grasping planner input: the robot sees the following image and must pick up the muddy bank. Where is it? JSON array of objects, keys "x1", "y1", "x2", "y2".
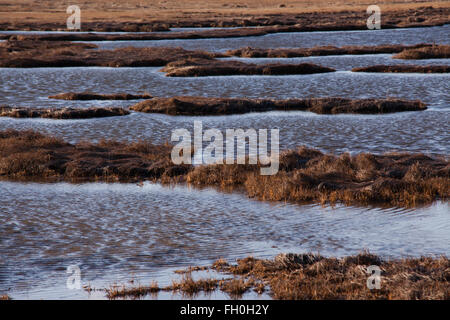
[
  {"x1": 1, "y1": 5, "x2": 448, "y2": 32},
  {"x1": 0, "y1": 106, "x2": 129, "y2": 119},
  {"x1": 49, "y1": 92, "x2": 152, "y2": 101},
  {"x1": 393, "y1": 45, "x2": 450, "y2": 59},
  {"x1": 161, "y1": 58, "x2": 335, "y2": 76},
  {"x1": 2, "y1": 131, "x2": 447, "y2": 207},
  {"x1": 0, "y1": 40, "x2": 220, "y2": 68},
  {"x1": 102, "y1": 252, "x2": 450, "y2": 300},
  {"x1": 0, "y1": 130, "x2": 189, "y2": 182},
  {"x1": 130, "y1": 96, "x2": 426, "y2": 115},
  {"x1": 226, "y1": 44, "x2": 433, "y2": 58},
  {"x1": 353, "y1": 65, "x2": 450, "y2": 73}
]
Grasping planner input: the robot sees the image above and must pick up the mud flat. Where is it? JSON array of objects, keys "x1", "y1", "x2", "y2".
[
  {"x1": 393, "y1": 45, "x2": 450, "y2": 59},
  {"x1": 0, "y1": 40, "x2": 220, "y2": 68},
  {"x1": 161, "y1": 59, "x2": 335, "y2": 76},
  {"x1": 102, "y1": 252, "x2": 450, "y2": 300},
  {"x1": 1, "y1": 4, "x2": 448, "y2": 32},
  {"x1": 0, "y1": 106, "x2": 129, "y2": 119},
  {"x1": 48, "y1": 92, "x2": 152, "y2": 101},
  {"x1": 1, "y1": 131, "x2": 448, "y2": 207},
  {"x1": 130, "y1": 96, "x2": 427, "y2": 115},
  {"x1": 352, "y1": 65, "x2": 450, "y2": 73},
  {"x1": 226, "y1": 44, "x2": 433, "y2": 58},
  {"x1": 0, "y1": 130, "x2": 189, "y2": 182}
]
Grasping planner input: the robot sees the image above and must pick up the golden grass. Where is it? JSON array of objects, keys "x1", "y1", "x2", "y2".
[
  {"x1": 0, "y1": 294, "x2": 11, "y2": 300},
  {"x1": 0, "y1": 0, "x2": 448, "y2": 25},
  {"x1": 210, "y1": 252, "x2": 450, "y2": 300},
  {"x1": 99, "y1": 252, "x2": 450, "y2": 300},
  {"x1": 188, "y1": 147, "x2": 449, "y2": 207}
]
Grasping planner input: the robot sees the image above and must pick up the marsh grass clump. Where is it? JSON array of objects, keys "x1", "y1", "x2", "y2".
[
  {"x1": 170, "y1": 273, "x2": 219, "y2": 296},
  {"x1": 187, "y1": 147, "x2": 449, "y2": 207},
  {"x1": 0, "y1": 294, "x2": 11, "y2": 300},
  {"x1": 106, "y1": 281, "x2": 160, "y2": 299},
  {"x1": 219, "y1": 278, "x2": 254, "y2": 299},
  {"x1": 0, "y1": 106, "x2": 130, "y2": 119},
  {"x1": 0, "y1": 130, "x2": 191, "y2": 182},
  {"x1": 393, "y1": 45, "x2": 450, "y2": 59},
  {"x1": 209, "y1": 253, "x2": 450, "y2": 300},
  {"x1": 130, "y1": 96, "x2": 426, "y2": 116}
]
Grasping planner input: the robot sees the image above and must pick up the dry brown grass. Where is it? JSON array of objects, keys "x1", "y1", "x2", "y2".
[
  {"x1": 160, "y1": 58, "x2": 335, "y2": 77},
  {"x1": 209, "y1": 252, "x2": 450, "y2": 300},
  {"x1": 0, "y1": 130, "x2": 190, "y2": 182},
  {"x1": 0, "y1": 294, "x2": 11, "y2": 300},
  {"x1": 393, "y1": 45, "x2": 450, "y2": 59},
  {"x1": 0, "y1": 1, "x2": 448, "y2": 30},
  {"x1": 106, "y1": 281, "x2": 160, "y2": 299},
  {"x1": 1, "y1": 131, "x2": 447, "y2": 207},
  {"x1": 101, "y1": 252, "x2": 450, "y2": 300},
  {"x1": 187, "y1": 147, "x2": 449, "y2": 207}
]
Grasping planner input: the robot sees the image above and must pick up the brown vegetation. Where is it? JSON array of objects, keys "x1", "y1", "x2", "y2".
[
  {"x1": 130, "y1": 96, "x2": 427, "y2": 115},
  {"x1": 0, "y1": 40, "x2": 220, "y2": 68},
  {"x1": 99, "y1": 252, "x2": 450, "y2": 300},
  {"x1": 352, "y1": 65, "x2": 450, "y2": 73},
  {"x1": 1, "y1": 131, "x2": 447, "y2": 207},
  {"x1": 48, "y1": 92, "x2": 152, "y2": 101},
  {"x1": 0, "y1": 294, "x2": 11, "y2": 300},
  {"x1": 226, "y1": 44, "x2": 433, "y2": 58},
  {"x1": 0, "y1": 2, "x2": 448, "y2": 31},
  {"x1": 208, "y1": 252, "x2": 450, "y2": 299},
  {"x1": 393, "y1": 45, "x2": 450, "y2": 59},
  {"x1": 161, "y1": 58, "x2": 336, "y2": 76},
  {"x1": 0, "y1": 130, "x2": 190, "y2": 182},
  {"x1": 0, "y1": 106, "x2": 130, "y2": 119},
  {"x1": 187, "y1": 146, "x2": 449, "y2": 207}
]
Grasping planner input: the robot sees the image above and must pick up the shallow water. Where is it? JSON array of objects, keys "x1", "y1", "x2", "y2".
[
  {"x1": 92, "y1": 25, "x2": 450, "y2": 52},
  {"x1": 0, "y1": 26, "x2": 449, "y2": 299},
  {"x1": 0, "y1": 182, "x2": 448, "y2": 299}
]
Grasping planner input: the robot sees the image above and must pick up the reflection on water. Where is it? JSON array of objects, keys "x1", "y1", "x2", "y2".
[{"x1": 0, "y1": 182, "x2": 449, "y2": 299}]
